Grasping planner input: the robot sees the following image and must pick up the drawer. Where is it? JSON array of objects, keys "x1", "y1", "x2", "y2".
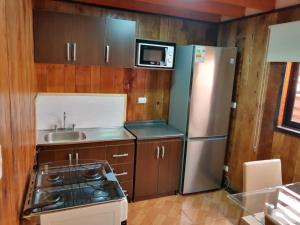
[
  {"x1": 38, "y1": 149, "x2": 73, "y2": 164},
  {"x1": 119, "y1": 180, "x2": 133, "y2": 201},
  {"x1": 106, "y1": 144, "x2": 134, "y2": 164},
  {"x1": 111, "y1": 163, "x2": 133, "y2": 182}
]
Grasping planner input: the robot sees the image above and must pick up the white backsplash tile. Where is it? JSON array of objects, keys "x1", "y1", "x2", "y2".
[{"x1": 36, "y1": 93, "x2": 127, "y2": 130}]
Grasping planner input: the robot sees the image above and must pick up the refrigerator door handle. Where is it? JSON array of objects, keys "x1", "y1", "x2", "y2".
[{"x1": 156, "y1": 146, "x2": 160, "y2": 160}]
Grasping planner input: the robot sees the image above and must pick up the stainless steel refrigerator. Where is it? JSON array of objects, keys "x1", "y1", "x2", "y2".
[{"x1": 168, "y1": 45, "x2": 237, "y2": 194}]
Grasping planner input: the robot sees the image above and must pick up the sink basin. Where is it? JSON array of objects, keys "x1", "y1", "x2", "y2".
[{"x1": 44, "y1": 131, "x2": 87, "y2": 143}]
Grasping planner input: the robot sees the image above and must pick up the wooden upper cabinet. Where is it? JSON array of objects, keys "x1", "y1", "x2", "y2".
[
  {"x1": 72, "y1": 15, "x2": 105, "y2": 65},
  {"x1": 34, "y1": 10, "x2": 104, "y2": 65},
  {"x1": 104, "y1": 18, "x2": 136, "y2": 68},
  {"x1": 33, "y1": 10, "x2": 136, "y2": 67},
  {"x1": 34, "y1": 10, "x2": 73, "y2": 64}
]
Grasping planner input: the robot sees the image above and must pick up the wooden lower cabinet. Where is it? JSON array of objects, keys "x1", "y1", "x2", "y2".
[{"x1": 134, "y1": 138, "x2": 182, "y2": 201}]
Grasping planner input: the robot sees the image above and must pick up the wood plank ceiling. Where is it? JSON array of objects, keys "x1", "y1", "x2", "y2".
[{"x1": 71, "y1": 0, "x2": 280, "y2": 22}]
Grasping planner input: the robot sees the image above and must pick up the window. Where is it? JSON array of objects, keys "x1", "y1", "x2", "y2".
[{"x1": 277, "y1": 62, "x2": 300, "y2": 133}]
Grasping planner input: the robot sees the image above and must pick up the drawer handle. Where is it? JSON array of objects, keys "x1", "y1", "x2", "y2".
[
  {"x1": 115, "y1": 171, "x2": 128, "y2": 176},
  {"x1": 112, "y1": 153, "x2": 129, "y2": 158}
]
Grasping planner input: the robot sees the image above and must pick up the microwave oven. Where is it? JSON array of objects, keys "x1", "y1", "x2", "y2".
[{"x1": 136, "y1": 39, "x2": 176, "y2": 69}]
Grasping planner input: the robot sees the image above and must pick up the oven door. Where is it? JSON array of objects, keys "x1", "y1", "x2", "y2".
[{"x1": 137, "y1": 43, "x2": 168, "y2": 67}]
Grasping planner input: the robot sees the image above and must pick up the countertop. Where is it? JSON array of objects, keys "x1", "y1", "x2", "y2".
[
  {"x1": 37, "y1": 127, "x2": 136, "y2": 146},
  {"x1": 125, "y1": 120, "x2": 184, "y2": 140}
]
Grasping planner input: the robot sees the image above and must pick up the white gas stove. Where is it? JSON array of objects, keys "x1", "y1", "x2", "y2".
[{"x1": 22, "y1": 160, "x2": 127, "y2": 225}]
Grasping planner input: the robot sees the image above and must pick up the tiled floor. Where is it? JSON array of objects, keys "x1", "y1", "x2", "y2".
[{"x1": 128, "y1": 190, "x2": 242, "y2": 225}]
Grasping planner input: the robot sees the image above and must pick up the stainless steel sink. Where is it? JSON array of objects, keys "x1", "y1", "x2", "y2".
[{"x1": 44, "y1": 131, "x2": 87, "y2": 143}]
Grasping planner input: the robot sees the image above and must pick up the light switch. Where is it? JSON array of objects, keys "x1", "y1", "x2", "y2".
[
  {"x1": 0, "y1": 144, "x2": 2, "y2": 180},
  {"x1": 138, "y1": 97, "x2": 147, "y2": 104}
]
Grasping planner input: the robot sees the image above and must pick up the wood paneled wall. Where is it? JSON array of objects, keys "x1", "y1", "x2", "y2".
[
  {"x1": 218, "y1": 6, "x2": 300, "y2": 191},
  {"x1": 0, "y1": 0, "x2": 36, "y2": 225},
  {"x1": 33, "y1": 0, "x2": 218, "y2": 121}
]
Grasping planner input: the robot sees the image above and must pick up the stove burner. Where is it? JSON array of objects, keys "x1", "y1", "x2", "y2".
[
  {"x1": 47, "y1": 174, "x2": 62, "y2": 183},
  {"x1": 83, "y1": 169, "x2": 102, "y2": 181},
  {"x1": 92, "y1": 189, "x2": 110, "y2": 201},
  {"x1": 44, "y1": 193, "x2": 62, "y2": 204}
]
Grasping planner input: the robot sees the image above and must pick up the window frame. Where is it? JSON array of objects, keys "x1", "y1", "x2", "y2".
[
  {"x1": 276, "y1": 62, "x2": 300, "y2": 135},
  {"x1": 282, "y1": 63, "x2": 300, "y2": 129}
]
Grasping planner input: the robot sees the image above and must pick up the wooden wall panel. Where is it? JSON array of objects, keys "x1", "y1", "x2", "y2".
[
  {"x1": 0, "y1": 0, "x2": 14, "y2": 224},
  {"x1": 0, "y1": 0, "x2": 36, "y2": 224},
  {"x1": 218, "y1": 6, "x2": 300, "y2": 191},
  {"x1": 33, "y1": 0, "x2": 218, "y2": 122}
]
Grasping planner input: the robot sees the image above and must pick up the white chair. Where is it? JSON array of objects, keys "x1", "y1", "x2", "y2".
[
  {"x1": 240, "y1": 159, "x2": 283, "y2": 225},
  {"x1": 243, "y1": 159, "x2": 282, "y2": 192}
]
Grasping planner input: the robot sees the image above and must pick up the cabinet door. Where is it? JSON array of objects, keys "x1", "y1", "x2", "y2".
[
  {"x1": 157, "y1": 139, "x2": 182, "y2": 194},
  {"x1": 74, "y1": 146, "x2": 106, "y2": 161},
  {"x1": 104, "y1": 18, "x2": 136, "y2": 68},
  {"x1": 72, "y1": 15, "x2": 105, "y2": 65},
  {"x1": 134, "y1": 141, "x2": 159, "y2": 199},
  {"x1": 34, "y1": 10, "x2": 73, "y2": 64},
  {"x1": 37, "y1": 149, "x2": 73, "y2": 164}
]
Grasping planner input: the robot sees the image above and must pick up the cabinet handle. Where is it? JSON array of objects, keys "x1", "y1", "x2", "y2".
[
  {"x1": 112, "y1": 153, "x2": 128, "y2": 158},
  {"x1": 66, "y1": 42, "x2": 71, "y2": 61},
  {"x1": 115, "y1": 171, "x2": 128, "y2": 176},
  {"x1": 68, "y1": 153, "x2": 72, "y2": 163},
  {"x1": 75, "y1": 152, "x2": 79, "y2": 162},
  {"x1": 105, "y1": 45, "x2": 110, "y2": 64},
  {"x1": 73, "y1": 42, "x2": 77, "y2": 61},
  {"x1": 156, "y1": 146, "x2": 160, "y2": 160},
  {"x1": 161, "y1": 145, "x2": 165, "y2": 159}
]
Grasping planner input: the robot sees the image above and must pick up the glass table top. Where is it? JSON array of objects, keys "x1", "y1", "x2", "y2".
[{"x1": 228, "y1": 183, "x2": 300, "y2": 225}]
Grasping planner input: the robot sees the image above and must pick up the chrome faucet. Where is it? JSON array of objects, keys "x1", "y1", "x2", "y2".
[{"x1": 63, "y1": 112, "x2": 66, "y2": 129}]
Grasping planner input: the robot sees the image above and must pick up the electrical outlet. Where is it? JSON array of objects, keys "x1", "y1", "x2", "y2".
[
  {"x1": 0, "y1": 144, "x2": 2, "y2": 180},
  {"x1": 224, "y1": 165, "x2": 229, "y2": 173},
  {"x1": 138, "y1": 97, "x2": 147, "y2": 104}
]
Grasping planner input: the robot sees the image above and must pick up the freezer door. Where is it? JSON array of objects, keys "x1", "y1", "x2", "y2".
[
  {"x1": 182, "y1": 137, "x2": 227, "y2": 194},
  {"x1": 188, "y1": 46, "x2": 237, "y2": 138}
]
